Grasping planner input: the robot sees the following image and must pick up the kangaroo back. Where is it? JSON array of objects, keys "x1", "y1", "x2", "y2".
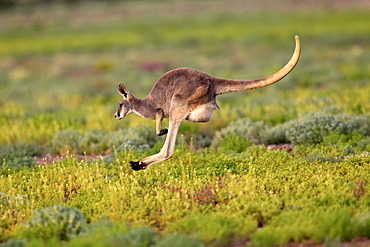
[{"x1": 215, "y1": 36, "x2": 301, "y2": 95}]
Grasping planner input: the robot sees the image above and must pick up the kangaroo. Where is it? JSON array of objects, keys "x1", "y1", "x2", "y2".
[{"x1": 114, "y1": 36, "x2": 301, "y2": 170}]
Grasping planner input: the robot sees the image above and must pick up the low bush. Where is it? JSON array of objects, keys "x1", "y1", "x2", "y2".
[
  {"x1": 286, "y1": 113, "x2": 370, "y2": 145},
  {"x1": 212, "y1": 118, "x2": 269, "y2": 147},
  {"x1": 19, "y1": 205, "x2": 86, "y2": 241},
  {"x1": 6, "y1": 219, "x2": 204, "y2": 247},
  {"x1": 323, "y1": 132, "x2": 370, "y2": 152},
  {"x1": 68, "y1": 220, "x2": 203, "y2": 247},
  {"x1": 166, "y1": 214, "x2": 257, "y2": 245},
  {"x1": 51, "y1": 130, "x2": 80, "y2": 155},
  {"x1": 0, "y1": 238, "x2": 26, "y2": 247},
  {"x1": 287, "y1": 114, "x2": 350, "y2": 145},
  {"x1": 106, "y1": 126, "x2": 158, "y2": 150},
  {"x1": 340, "y1": 114, "x2": 370, "y2": 136},
  {"x1": 105, "y1": 227, "x2": 157, "y2": 247},
  {"x1": 0, "y1": 142, "x2": 43, "y2": 172},
  {"x1": 251, "y1": 209, "x2": 370, "y2": 247},
  {"x1": 216, "y1": 134, "x2": 252, "y2": 153},
  {"x1": 263, "y1": 120, "x2": 296, "y2": 144},
  {"x1": 79, "y1": 130, "x2": 110, "y2": 155},
  {"x1": 154, "y1": 233, "x2": 204, "y2": 247},
  {"x1": 212, "y1": 112, "x2": 370, "y2": 147}
]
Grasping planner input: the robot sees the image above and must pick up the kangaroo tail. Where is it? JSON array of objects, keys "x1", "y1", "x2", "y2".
[{"x1": 215, "y1": 36, "x2": 301, "y2": 95}]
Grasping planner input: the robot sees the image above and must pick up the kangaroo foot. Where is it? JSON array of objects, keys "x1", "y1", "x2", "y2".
[
  {"x1": 157, "y1": 129, "x2": 168, "y2": 136},
  {"x1": 129, "y1": 160, "x2": 147, "y2": 171}
]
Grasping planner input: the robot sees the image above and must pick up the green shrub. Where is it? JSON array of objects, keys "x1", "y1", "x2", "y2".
[
  {"x1": 63, "y1": 220, "x2": 129, "y2": 246},
  {"x1": 79, "y1": 130, "x2": 110, "y2": 155},
  {"x1": 251, "y1": 209, "x2": 370, "y2": 247},
  {"x1": 0, "y1": 142, "x2": 43, "y2": 172},
  {"x1": 211, "y1": 112, "x2": 369, "y2": 147},
  {"x1": 188, "y1": 134, "x2": 213, "y2": 148},
  {"x1": 154, "y1": 233, "x2": 204, "y2": 247},
  {"x1": 341, "y1": 114, "x2": 370, "y2": 136},
  {"x1": 108, "y1": 126, "x2": 158, "y2": 149},
  {"x1": 20, "y1": 205, "x2": 86, "y2": 241},
  {"x1": 166, "y1": 214, "x2": 257, "y2": 245},
  {"x1": 323, "y1": 132, "x2": 370, "y2": 152},
  {"x1": 106, "y1": 227, "x2": 157, "y2": 247},
  {"x1": 67, "y1": 221, "x2": 203, "y2": 247},
  {"x1": 286, "y1": 114, "x2": 349, "y2": 145},
  {"x1": 217, "y1": 135, "x2": 252, "y2": 153},
  {"x1": 263, "y1": 120, "x2": 296, "y2": 144},
  {"x1": 212, "y1": 118, "x2": 269, "y2": 147},
  {"x1": 225, "y1": 112, "x2": 370, "y2": 146},
  {"x1": 6, "y1": 220, "x2": 205, "y2": 247},
  {"x1": 51, "y1": 130, "x2": 80, "y2": 155},
  {"x1": 0, "y1": 239, "x2": 26, "y2": 247},
  {"x1": 286, "y1": 113, "x2": 370, "y2": 146}
]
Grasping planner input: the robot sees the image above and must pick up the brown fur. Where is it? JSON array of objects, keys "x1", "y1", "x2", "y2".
[{"x1": 115, "y1": 36, "x2": 301, "y2": 170}]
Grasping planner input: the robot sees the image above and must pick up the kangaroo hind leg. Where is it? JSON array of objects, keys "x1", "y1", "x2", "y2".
[
  {"x1": 130, "y1": 119, "x2": 183, "y2": 170},
  {"x1": 130, "y1": 98, "x2": 188, "y2": 170}
]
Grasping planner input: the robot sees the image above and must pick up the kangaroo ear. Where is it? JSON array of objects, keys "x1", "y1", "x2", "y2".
[{"x1": 117, "y1": 83, "x2": 129, "y2": 99}]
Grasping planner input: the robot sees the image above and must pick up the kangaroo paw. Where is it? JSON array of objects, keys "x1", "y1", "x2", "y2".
[
  {"x1": 158, "y1": 129, "x2": 168, "y2": 136},
  {"x1": 129, "y1": 160, "x2": 147, "y2": 171}
]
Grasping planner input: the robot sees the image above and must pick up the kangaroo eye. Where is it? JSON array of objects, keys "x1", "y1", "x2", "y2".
[{"x1": 119, "y1": 103, "x2": 123, "y2": 107}]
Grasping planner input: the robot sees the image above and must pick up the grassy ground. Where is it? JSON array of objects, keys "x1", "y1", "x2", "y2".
[{"x1": 0, "y1": 0, "x2": 369, "y2": 246}]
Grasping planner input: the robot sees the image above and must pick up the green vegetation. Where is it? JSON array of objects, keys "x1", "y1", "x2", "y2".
[
  {"x1": 0, "y1": 0, "x2": 369, "y2": 246},
  {"x1": 20, "y1": 205, "x2": 86, "y2": 241}
]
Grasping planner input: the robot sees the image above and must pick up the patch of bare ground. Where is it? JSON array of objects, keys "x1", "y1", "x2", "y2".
[
  {"x1": 34, "y1": 153, "x2": 102, "y2": 165},
  {"x1": 285, "y1": 238, "x2": 370, "y2": 247},
  {"x1": 228, "y1": 238, "x2": 370, "y2": 247},
  {"x1": 267, "y1": 143, "x2": 293, "y2": 151}
]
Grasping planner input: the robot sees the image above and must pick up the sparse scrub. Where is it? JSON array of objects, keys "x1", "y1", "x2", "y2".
[{"x1": 0, "y1": 0, "x2": 369, "y2": 246}]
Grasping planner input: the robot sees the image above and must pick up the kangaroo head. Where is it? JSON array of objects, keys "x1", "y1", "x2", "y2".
[{"x1": 114, "y1": 83, "x2": 133, "y2": 120}]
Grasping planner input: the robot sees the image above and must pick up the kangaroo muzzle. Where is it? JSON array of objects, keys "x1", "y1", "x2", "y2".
[{"x1": 114, "y1": 112, "x2": 122, "y2": 119}]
